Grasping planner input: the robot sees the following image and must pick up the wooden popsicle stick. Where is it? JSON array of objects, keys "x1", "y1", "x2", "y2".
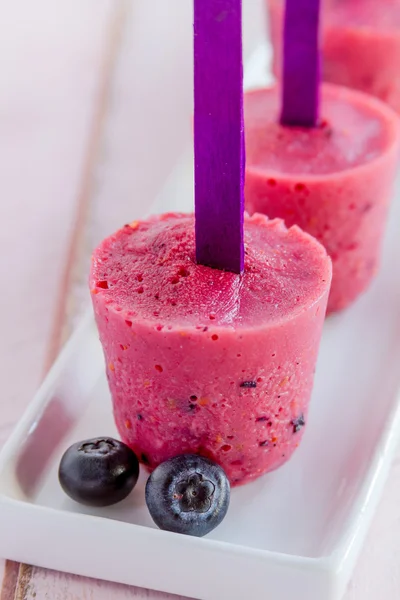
[
  {"x1": 194, "y1": 0, "x2": 245, "y2": 274},
  {"x1": 281, "y1": 0, "x2": 321, "y2": 127}
]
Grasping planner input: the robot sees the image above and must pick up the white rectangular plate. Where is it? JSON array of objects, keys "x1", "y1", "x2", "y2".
[{"x1": 1, "y1": 46, "x2": 400, "y2": 600}]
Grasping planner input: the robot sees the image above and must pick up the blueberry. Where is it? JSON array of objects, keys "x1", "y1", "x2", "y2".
[
  {"x1": 58, "y1": 437, "x2": 139, "y2": 507},
  {"x1": 292, "y1": 414, "x2": 306, "y2": 433},
  {"x1": 145, "y1": 454, "x2": 230, "y2": 537},
  {"x1": 240, "y1": 381, "x2": 257, "y2": 388}
]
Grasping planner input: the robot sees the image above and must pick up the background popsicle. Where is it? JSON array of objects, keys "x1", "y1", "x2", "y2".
[
  {"x1": 244, "y1": 0, "x2": 400, "y2": 312},
  {"x1": 245, "y1": 84, "x2": 400, "y2": 313},
  {"x1": 268, "y1": 0, "x2": 400, "y2": 115}
]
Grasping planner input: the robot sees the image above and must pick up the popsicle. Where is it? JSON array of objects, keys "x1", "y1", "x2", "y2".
[
  {"x1": 90, "y1": 213, "x2": 331, "y2": 485},
  {"x1": 246, "y1": 0, "x2": 400, "y2": 313},
  {"x1": 90, "y1": 0, "x2": 332, "y2": 486},
  {"x1": 268, "y1": 0, "x2": 400, "y2": 113}
]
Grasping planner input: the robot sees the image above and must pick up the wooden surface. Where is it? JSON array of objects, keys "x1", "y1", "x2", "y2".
[
  {"x1": 0, "y1": 0, "x2": 117, "y2": 448},
  {"x1": 1, "y1": 1, "x2": 400, "y2": 598}
]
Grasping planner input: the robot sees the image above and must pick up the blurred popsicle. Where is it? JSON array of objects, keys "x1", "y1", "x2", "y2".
[
  {"x1": 268, "y1": 0, "x2": 400, "y2": 114},
  {"x1": 245, "y1": 0, "x2": 400, "y2": 313}
]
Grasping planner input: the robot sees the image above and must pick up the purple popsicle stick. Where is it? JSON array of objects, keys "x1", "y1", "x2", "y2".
[
  {"x1": 281, "y1": 0, "x2": 321, "y2": 128},
  {"x1": 194, "y1": 0, "x2": 245, "y2": 274}
]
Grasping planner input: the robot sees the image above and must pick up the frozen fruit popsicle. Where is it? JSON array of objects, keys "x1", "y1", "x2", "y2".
[
  {"x1": 90, "y1": 213, "x2": 331, "y2": 485},
  {"x1": 90, "y1": 0, "x2": 332, "y2": 487},
  {"x1": 268, "y1": 0, "x2": 400, "y2": 113},
  {"x1": 245, "y1": 84, "x2": 400, "y2": 313},
  {"x1": 247, "y1": 0, "x2": 400, "y2": 313}
]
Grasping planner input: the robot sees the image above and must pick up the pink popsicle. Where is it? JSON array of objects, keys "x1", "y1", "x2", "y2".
[
  {"x1": 90, "y1": 213, "x2": 331, "y2": 485},
  {"x1": 90, "y1": 0, "x2": 332, "y2": 486},
  {"x1": 245, "y1": 84, "x2": 400, "y2": 313},
  {"x1": 268, "y1": 0, "x2": 400, "y2": 114}
]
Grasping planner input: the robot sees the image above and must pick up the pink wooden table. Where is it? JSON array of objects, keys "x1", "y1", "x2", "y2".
[{"x1": 1, "y1": 1, "x2": 400, "y2": 598}]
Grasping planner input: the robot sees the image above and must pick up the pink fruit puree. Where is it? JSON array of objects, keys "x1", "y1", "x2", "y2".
[
  {"x1": 245, "y1": 84, "x2": 400, "y2": 313},
  {"x1": 90, "y1": 213, "x2": 331, "y2": 486},
  {"x1": 268, "y1": 0, "x2": 400, "y2": 113}
]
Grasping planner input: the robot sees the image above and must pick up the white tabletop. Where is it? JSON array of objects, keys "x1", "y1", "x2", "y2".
[{"x1": 1, "y1": 1, "x2": 400, "y2": 598}]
